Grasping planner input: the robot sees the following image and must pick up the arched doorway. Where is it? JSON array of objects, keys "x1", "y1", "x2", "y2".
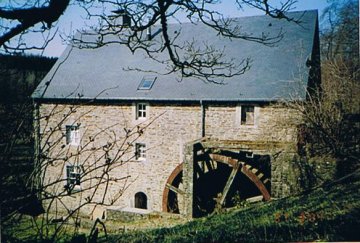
[{"x1": 134, "y1": 192, "x2": 147, "y2": 209}]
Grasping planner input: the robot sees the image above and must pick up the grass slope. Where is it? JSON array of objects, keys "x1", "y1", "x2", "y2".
[
  {"x1": 3, "y1": 170, "x2": 359, "y2": 242},
  {"x1": 112, "y1": 171, "x2": 360, "y2": 243}
]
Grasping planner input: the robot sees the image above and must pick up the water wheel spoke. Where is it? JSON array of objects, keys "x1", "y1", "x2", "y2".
[
  {"x1": 219, "y1": 164, "x2": 239, "y2": 206},
  {"x1": 166, "y1": 183, "x2": 185, "y2": 195}
]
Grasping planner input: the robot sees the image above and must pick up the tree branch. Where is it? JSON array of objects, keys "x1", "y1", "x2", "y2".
[{"x1": 0, "y1": 0, "x2": 70, "y2": 47}]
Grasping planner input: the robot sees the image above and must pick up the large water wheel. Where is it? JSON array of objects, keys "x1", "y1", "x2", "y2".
[{"x1": 163, "y1": 149, "x2": 271, "y2": 217}]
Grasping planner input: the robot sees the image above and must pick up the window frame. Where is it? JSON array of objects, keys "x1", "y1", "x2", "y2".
[
  {"x1": 241, "y1": 105, "x2": 255, "y2": 125},
  {"x1": 236, "y1": 104, "x2": 258, "y2": 127},
  {"x1": 65, "y1": 165, "x2": 81, "y2": 187},
  {"x1": 65, "y1": 125, "x2": 80, "y2": 146},
  {"x1": 136, "y1": 103, "x2": 147, "y2": 120},
  {"x1": 135, "y1": 143, "x2": 146, "y2": 161},
  {"x1": 137, "y1": 76, "x2": 157, "y2": 90}
]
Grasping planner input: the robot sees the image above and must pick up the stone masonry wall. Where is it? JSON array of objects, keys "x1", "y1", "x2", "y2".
[
  {"x1": 37, "y1": 101, "x2": 301, "y2": 218},
  {"x1": 205, "y1": 103, "x2": 300, "y2": 142}
]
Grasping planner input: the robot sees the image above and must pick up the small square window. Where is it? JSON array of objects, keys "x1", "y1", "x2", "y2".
[
  {"x1": 241, "y1": 106, "x2": 254, "y2": 125},
  {"x1": 66, "y1": 125, "x2": 80, "y2": 145},
  {"x1": 135, "y1": 143, "x2": 146, "y2": 160},
  {"x1": 66, "y1": 165, "x2": 81, "y2": 186},
  {"x1": 136, "y1": 103, "x2": 147, "y2": 120}
]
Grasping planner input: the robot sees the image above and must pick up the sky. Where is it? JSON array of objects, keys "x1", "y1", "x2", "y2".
[{"x1": 37, "y1": 0, "x2": 329, "y2": 57}]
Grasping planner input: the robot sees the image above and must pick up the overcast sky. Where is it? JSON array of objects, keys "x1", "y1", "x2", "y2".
[{"x1": 39, "y1": 0, "x2": 329, "y2": 57}]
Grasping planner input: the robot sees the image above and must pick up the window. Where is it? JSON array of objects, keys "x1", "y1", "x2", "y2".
[
  {"x1": 134, "y1": 192, "x2": 148, "y2": 209},
  {"x1": 66, "y1": 125, "x2": 80, "y2": 145},
  {"x1": 138, "y1": 76, "x2": 156, "y2": 90},
  {"x1": 135, "y1": 143, "x2": 146, "y2": 160},
  {"x1": 136, "y1": 103, "x2": 147, "y2": 120},
  {"x1": 66, "y1": 165, "x2": 81, "y2": 186},
  {"x1": 241, "y1": 106, "x2": 255, "y2": 125}
]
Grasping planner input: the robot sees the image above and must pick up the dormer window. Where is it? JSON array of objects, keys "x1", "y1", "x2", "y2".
[{"x1": 138, "y1": 76, "x2": 156, "y2": 90}]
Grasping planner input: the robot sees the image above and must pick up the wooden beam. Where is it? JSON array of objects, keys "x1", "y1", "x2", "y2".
[
  {"x1": 209, "y1": 153, "x2": 271, "y2": 202},
  {"x1": 194, "y1": 162, "x2": 205, "y2": 179},
  {"x1": 246, "y1": 195, "x2": 263, "y2": 203},
  {"x1": 208, "y1": 153, "x2": 238, "y2": 167},
  {"x1": 205, "y1": 160, "x2": 214, "y2": 172},
  {"x1": 166, "y1": 183, "x2": 185, "y2": 195},
  {"x1": 219, "y1": 164, "x2": 239, "y2": 206},
  {"x1": 263, "y1": 178, "x2": 270, "y2": 184}
]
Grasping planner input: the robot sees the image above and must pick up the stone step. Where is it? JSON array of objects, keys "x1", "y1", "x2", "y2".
[{"x1": 106, "y1": 207, "x2": 153, "y2": 222}]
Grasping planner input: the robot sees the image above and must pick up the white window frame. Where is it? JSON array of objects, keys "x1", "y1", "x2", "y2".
[
  {"x1": 236, "y1": 105, "x2": 259, "y2": 127},
  {"x1": 66, "y1": 125, "x2": 80, "y2": 145},
  {"x1": 65, "y1": 165, "x2": 81, "y2": 187},
  {"x1": 135, "y1": 143, "x2": 146, "y2": 161},
  {"x1": 136, "y1": 103, "x2": 147, "y2": 120}
]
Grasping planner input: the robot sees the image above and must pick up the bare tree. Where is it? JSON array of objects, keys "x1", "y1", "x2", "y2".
[
  {"x1": 280, "y1": 0, "x2": 359, "y2": 182},
  {"x1": 0, "y1": 0, "x2": 70, "y2": 52},
  {"x1": 1, "y1": 0, "x2": 298, "y2": 82},
  {"x1": 320, "y1": 0, "x2": 359, "y2": 63},
  {"x1": 2, "y1": 96, "x2": 162, "y2": 241},
  {"x1": 289, "y1": 58, "x2": 359, "y2": 180}
]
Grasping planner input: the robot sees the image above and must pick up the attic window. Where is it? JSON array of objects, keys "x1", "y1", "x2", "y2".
[{"x1": 138, "y1": 76, "x2": 156, "y2": 90}]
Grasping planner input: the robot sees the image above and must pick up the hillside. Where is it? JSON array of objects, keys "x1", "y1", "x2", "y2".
[
  {"x1": 0, "y1": 54, "x2": 57, "y2": 103},
  {"x1": 0, "y1": 54, "x2": 57, "y2": 223},
  {"x1": 4, "y1": 169, "x2": 359, "y2": 242},
  {"x1": 110, "y1": 170, "x2": 360, "y2": 242}
]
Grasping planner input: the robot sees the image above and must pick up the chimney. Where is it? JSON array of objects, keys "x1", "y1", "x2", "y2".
[{"x1": 111, "y1": 9, "x2": 131, "y2": 27}]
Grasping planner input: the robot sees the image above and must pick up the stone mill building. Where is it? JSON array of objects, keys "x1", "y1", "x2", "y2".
[{"x1": 32, "y1": 10, "x2": 320, "y2": 219}]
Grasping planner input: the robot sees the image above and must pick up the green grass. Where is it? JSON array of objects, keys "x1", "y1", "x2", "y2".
[
  {"x1": 3, "y1": 170, "x2": 360, "y2": 243},
  {"x1": 111, "y1": 171, "x2": 360, "y2": 243}
]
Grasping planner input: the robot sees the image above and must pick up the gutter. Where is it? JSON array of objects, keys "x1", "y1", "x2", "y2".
[
  {"x1": 32, "y1": 97, "x2": 282, "y2": 104},
  {"x1": 200, "y1": 100, "x2": 205, "y2": 137}
]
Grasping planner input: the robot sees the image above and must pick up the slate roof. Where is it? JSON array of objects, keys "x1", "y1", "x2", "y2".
[{"x1": 32, "y1": 10, "x2": 318, "y2": 102}]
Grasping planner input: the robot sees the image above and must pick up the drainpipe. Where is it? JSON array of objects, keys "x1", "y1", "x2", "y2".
[
  {"x1": 200, "y1": 100, "x2": 205, "y2": 137},
  {"x1": 33, "y1": 100, "x2": 41, "y2": 195}
]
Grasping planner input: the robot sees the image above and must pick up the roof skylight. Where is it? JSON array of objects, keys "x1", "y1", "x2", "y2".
[{"x1": 138, "y1": 76, "x2": 157, "y2": 90}]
